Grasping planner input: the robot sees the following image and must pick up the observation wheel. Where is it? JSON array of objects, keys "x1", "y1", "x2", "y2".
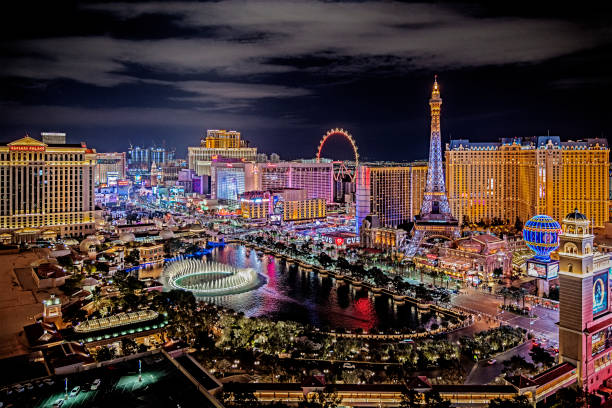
[{"x1": 316, "y1": 128, "x2": 359, "y2": 181}]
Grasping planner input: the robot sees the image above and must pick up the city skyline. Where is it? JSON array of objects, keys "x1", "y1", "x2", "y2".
[
  {"x1": 1, "y1": 2, "x2": 612, "y2": 403},
  {"x1": 1, "y1": 2, "x2": 611, "y2": 160}
]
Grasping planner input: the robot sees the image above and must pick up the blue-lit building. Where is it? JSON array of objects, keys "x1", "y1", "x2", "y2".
[
  {"x1": 128, "y1": 145, "x2": 175, "y2": 169},
  {"x1": 211, "y1": 161, "x2": 257, "y2": 206}
]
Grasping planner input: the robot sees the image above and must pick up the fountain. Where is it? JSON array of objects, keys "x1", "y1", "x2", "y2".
[{"x1": 163, "y1": 258, "x2": 261, "y2": 296}]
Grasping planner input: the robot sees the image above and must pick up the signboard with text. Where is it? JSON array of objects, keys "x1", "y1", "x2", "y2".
[{"x1": 10, "y1": 145, "x2": 45, "y2": 151}]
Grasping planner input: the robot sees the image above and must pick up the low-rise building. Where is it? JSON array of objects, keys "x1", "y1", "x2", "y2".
[
  {"x1": 360, "y1": 226, "x2": 406, "y2": 252},
  {"x1": 240, "y1": 188, "x2": 307, "y2": 221},
  {"x1": 137, "y1": 243, "x2": 164, "y2": 267},
  {"x1": 436, "y1": 234, "x2": 512, "y2": 283},
  {"x1": 283, "y1": 198, "x2": 326, "y2": 223},
  {"x1": 32, "y1": 263, "x2": 67, "y2": 289}
]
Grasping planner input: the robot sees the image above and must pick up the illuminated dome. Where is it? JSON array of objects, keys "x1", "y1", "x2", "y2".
[
  {"x1": 522, "y1": 215, "x2": 561, "y2": 262},
  {"x1": 564, "y1": 208, "x2": 587, "y2": 221}
]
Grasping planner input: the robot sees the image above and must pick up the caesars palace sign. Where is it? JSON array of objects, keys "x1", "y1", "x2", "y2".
[{"x1": 9, "y1": 145, "x2": 46, "y2": 152}]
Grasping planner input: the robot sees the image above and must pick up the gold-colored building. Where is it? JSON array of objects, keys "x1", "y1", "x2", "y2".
[
  {"x1": 204, "y1": 129, "x2": 244, "y2": 149},
  {"x1": 0, "y1": 135, "x2": 96, "y2": 239},
  {"x1": 446, "y1": 137, "x2": 609, "y2": 228},
  {"x1": 240, "y1": 191, "x2": 272, "y2": 220},
  {"x1": 355, "y1": 163, "x2": 427, "y2": 229},
  {"x1": 188, "y1": 129, "x2": 257, "y2": 176},
  {"x1": 283, "y1": 198, "x2": 326, "y2": 223}
]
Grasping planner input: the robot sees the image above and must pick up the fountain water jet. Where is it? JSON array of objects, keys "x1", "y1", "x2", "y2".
[{"x1": 163, "y1": 259, "x2": 260, "y2": 296}]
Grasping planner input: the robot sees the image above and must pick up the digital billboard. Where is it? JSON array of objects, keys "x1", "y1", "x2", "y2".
[
  {"x1": 527, "y1": 262, "x2": 547, "y2": 279},
  {"x1": 592, "y1": 326, "x2": 612, "y2": 356},
  {"x1": 593, "y1": 272, "x2": 609, "y2": 316}
]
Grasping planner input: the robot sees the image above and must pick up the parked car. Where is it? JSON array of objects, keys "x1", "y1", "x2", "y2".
[
  {"x1": 53, "y1": 398, "x2": 64, "y2": 407},
  {"x1": 13, "y1": 385, "x2": 24, "y2": 393},
  {"x1": 487, "y1": 359, "x2": 497, "y2": 365},
  {"x1": 43, "y1": 378, "x2": 55, "y2": 386},
  {"x1": 69, "y1": 386, "x2": 80, "y2": 397},
  {"x1": 342, "y1": 363, "x2": 355, "y2": 369}
]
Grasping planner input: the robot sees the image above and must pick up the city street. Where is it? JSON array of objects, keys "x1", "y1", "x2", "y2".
[
  {"x1": 452, "y1": 288, "x2": 559, "y2": 345},
  {"x1": 465, "y1": 341, "x2": 533, "y2": 385}
]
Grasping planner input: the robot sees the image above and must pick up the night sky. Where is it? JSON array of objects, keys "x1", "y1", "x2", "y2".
[{"x1": 1, "y1": 1, "x2": 611, "y2": 161}]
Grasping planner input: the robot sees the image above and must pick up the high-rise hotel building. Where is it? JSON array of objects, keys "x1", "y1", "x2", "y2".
[
  {"x1": 188, "y1": 130, "x2": 257, "y2": 176},
  {"x1": 445, "y1": 137, "x2": 609, "y2": 228},
  {"x1": 257, "y1": 162, "x2": 334, "y2": 203},
  {"x1": 211, "y1": 160, "x2": 334, "y2": 205},
  {"x1": 0, "y1": 135, "x2": 97, "y2": 239},
  {"x1": 356, "y1": 162, "x2": 428, "y2": 229}
]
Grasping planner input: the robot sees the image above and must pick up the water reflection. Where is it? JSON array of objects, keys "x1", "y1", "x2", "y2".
[{"x1": 201, "y1": 244, "x2": 430, "y2": 331}]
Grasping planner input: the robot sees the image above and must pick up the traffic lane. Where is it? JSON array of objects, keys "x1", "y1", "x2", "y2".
[
  {"x1": 452, "y1": 291, "x2": 559, "y2": 342},
  {"x1": 465, "y1": 341, "x2": 533, "y2": 385},
  {"x1": 498, "y1": 312, "x2": 558, "y2": 344},
  {"x1": 451, "y1": 292, "x2": 503, "y2": 316}
]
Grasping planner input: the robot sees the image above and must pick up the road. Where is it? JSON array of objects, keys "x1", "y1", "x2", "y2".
[
  {"x1": 450, "y1": 287, "x2": 560, "y2": 384},
  {"x1": 465, "y1": 341, "x2": 533, "y2": 384},
  {"x1": 451, "y1": 288, "x2": 559, "y2": 346}
]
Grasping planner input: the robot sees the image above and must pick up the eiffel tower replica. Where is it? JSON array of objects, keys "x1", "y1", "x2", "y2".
[{"x1": 403, "y1": 77, "x2": 460, "y2": 256}]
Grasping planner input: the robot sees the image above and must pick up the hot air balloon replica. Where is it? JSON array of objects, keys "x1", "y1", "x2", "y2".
[{"x1": 522, "y1": 214, "x2": 561, "y2": 297}]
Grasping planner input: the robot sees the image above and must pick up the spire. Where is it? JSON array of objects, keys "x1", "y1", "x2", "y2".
[{"x1": 432, "y1": 75, "x2": 440, "y2": 98}]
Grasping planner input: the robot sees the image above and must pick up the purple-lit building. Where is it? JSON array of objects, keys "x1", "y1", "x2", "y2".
[{"x1": 177, "y1": 168, "x2": 208, "y2": 195}]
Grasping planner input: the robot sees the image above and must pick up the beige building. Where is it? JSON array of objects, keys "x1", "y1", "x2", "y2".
[
  {"x1": 446, "y1": 137, "x2": 609, "y2": 228},
  {"x1": 356, "y1": 162, "x2": 427, "y2": 229},
  {"x1": 138, "y1": 243, "x2": 165, "y2": 267},
  {"x1": 188, "y1": 130, "x2": 257, "y2": 176},
  {"x1": 0, "y1": 135, "x2": 96, "y2": 238},
  {"x1": 360, "y1": 226, "x2": 407, "y2": 251}
]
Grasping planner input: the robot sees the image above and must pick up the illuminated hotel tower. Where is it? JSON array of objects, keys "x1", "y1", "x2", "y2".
[
  {"x1": 0, "y1": 135, "x2": 96, "y2": 239},
  {"x1": 558, "y1": 209, "x2": 612, "y2": 390},
  {"x1": 446, "y1": 137, "x2": 609, "y2": 228},
  {"x1": 403, "y1": 77, "x2": 459, "y2": 256}
]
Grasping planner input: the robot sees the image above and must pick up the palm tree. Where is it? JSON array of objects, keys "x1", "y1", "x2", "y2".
[
  {"x1": 510, "y1": 288, "x2": 521, "y2": 308},
  {"x1": 499, "y1": 287, "x2": 510, "y2": 307}
]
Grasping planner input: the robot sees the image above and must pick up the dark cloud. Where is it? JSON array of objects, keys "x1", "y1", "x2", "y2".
[{"x1": 0, "y1": 1, "x2": 610, "y2": 159}]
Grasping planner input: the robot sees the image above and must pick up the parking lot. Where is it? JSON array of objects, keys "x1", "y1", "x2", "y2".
[{"x1": 2, "y1": 354, "x2": 215, "y2": 408}]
